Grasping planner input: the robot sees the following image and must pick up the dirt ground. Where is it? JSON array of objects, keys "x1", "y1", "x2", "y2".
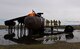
[{"x1": 0, "y1": 41, "x2": 80, "y2": 49}]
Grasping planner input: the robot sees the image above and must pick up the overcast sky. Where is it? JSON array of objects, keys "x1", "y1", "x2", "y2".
[{"x1": 0, "y1": 0, "x2": 80, "y2": 25}]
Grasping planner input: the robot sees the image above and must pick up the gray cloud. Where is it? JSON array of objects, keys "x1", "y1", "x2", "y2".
[{"x1": 0, "y1": 0, "x2": 80, "y2": 25}]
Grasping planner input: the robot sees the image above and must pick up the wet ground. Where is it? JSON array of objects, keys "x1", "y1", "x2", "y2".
[
  {"x1": 0, "y1": 29, "x2": 80, "y2": 45},
  {"x1": 42, "y1": 29, "x2": 80, "y2": 44},
  {"x1": 0, "y1": 29, "x2": 17, "y2": 45}
]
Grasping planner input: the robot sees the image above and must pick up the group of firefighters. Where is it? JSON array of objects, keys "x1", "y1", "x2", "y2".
[{"x1": 45, "y1": 19, "x2": 61, "y2": 27}]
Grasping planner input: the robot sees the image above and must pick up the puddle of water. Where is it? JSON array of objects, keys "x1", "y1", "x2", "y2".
[
  {"x1": 0, "y1": 29, "x2": 80, "y2": 45},
  {"x1": 0, "y1": 29, "x2": 17, "y2": 45},
  {"x1": 41, "y1": 30, "x2": 80, "y2": 44}
]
